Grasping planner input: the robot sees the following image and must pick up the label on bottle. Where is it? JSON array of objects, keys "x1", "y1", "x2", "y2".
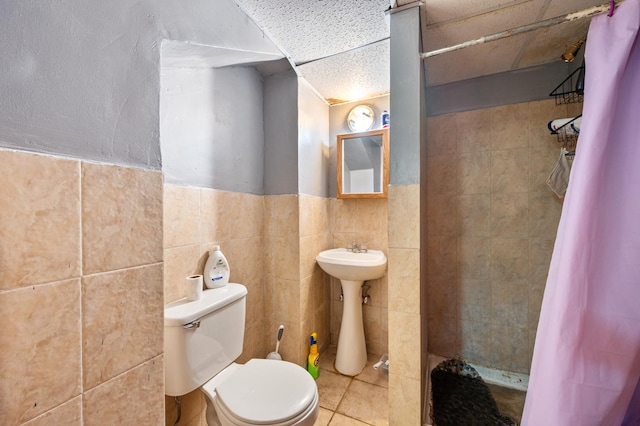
[{"x1": 382, "y1": 112, "x2": 390, "y2": 128}]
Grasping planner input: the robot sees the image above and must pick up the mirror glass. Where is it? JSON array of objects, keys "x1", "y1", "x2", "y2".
[{"x1": 337, "y1": 129, "x2": 389, "y2": 199}]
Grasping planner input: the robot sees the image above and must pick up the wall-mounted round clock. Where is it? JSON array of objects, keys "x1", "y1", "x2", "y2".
[{"x1": 347, "y1": 105, "x2": 375, "y2": 132}]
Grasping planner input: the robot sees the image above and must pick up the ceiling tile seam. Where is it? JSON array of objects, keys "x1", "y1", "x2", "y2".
[
  {"x1": 424, "y1": 0, "x2": 531, "y2": 29},
  {"x1": 294, "y1": 37, "x2": 390, "y2": 67},
  {"x1": 511, "y1": 0, "x2": 553, "y2": 69}
]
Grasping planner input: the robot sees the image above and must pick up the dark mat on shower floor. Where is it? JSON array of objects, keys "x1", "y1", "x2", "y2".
[{"x1": 430, "y1": 358, "x2": 518, "y2": 426}]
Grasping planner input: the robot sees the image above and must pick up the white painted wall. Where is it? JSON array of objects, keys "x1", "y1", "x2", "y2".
[
  {"x1": 0, "y1": 0, "x2": 282, "y2": 170},
  {"x1": 349, "y1": 168, "x2": 375, "y2": 193},
  {"x1": 298, "y1": 79, "x2": 330, "y2": 197}
]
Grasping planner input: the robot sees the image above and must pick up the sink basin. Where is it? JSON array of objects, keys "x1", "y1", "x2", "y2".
[{"x1": 316, "y1": 248, "x2": 387, "y2": 281}]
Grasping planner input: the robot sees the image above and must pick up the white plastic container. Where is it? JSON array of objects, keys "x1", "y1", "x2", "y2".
[
  {"x1": 381, "y1": 110, "x2": 390, "y2": 128},
  {"x1": 203, "y1": 245, "x2": 230, "y2": 289}
]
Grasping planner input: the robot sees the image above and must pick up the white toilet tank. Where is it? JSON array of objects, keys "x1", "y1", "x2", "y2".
[{"x1": 164, "y1": 283, "x2": 247, "y2": 396}]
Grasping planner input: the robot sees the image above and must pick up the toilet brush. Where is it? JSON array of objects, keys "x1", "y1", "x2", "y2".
[{"x1": 267, "y1": 325, "x2": 284, "y2": 360}]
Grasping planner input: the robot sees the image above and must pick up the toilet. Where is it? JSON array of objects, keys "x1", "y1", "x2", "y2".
[{"x1": 164, "y1": 283, "x2": 319, "y2": 426}]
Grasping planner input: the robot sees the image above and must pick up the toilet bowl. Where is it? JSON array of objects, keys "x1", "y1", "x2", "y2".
[
  {"x1": 164, "y1": 284, "x2": 319, "y2": 426},
  {"x1": 202, "y1": 360, "x2": 318, "y2": 426}
]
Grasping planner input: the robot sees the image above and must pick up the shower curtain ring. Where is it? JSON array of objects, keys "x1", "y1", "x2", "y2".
[{"x1": 608, "y1": 0, "x2": 615, "y2": 17}]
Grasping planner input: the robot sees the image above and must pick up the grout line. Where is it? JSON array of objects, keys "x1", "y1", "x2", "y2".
[
  {"x1": 81, "y1": 261, "x2": 164, "y2": 279},
  {"x1": 78, "y1": 160, "x2": 85, "y2": 415},
  {"x1": 333, "y1": 377, "x2": 354, "y2": 418}
]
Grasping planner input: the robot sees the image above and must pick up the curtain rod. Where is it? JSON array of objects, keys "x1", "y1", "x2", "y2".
[{"x1": 420, "y1": 0, "x2": 624, "y2": 59}]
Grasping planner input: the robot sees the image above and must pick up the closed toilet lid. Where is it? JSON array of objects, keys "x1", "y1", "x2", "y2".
[{"x1": 215, "y1": 359, "x2": 317, "y2": 424}]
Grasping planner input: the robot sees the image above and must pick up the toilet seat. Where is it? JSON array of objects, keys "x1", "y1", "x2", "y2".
[
  {"x1": 203, "y1": 359, "x2": 318, "y2": 425},
  {"x1": 213, "y1": 388, "x2": 318, "y2": 426}
]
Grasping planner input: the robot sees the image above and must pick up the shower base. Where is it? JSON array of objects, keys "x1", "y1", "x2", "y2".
[{"x1": 423, "y1": 354, "x2": 529, "y2": 426}]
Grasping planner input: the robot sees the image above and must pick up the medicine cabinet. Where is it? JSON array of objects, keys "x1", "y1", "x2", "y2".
[{"x1": 336, "y1": 129, "x2": 389, "y2": 199}]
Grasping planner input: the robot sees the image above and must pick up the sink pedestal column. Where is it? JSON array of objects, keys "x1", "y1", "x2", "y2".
[{"x1": 335, "y1": 279, "x2": 368, "y2": 376}]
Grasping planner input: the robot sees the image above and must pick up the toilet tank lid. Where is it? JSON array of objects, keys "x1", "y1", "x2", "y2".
[{"x1": 164, "y1": 283, "x2": 247, "y2": 326}]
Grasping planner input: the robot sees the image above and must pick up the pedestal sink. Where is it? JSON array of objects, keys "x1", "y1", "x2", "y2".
[{"x1": 316, "y1": 248, "x2": 387, "y2": 376}]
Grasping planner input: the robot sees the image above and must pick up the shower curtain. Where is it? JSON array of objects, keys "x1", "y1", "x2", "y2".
[{"x1": 522, "y1": 1, "x2": 640, "y2": 425}]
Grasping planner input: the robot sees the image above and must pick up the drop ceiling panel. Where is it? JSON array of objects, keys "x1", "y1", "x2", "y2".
[
  {"x1": 423, "y1": 0, "x2": 530, "y2": 25},
  {"x1": 424, "y1": 0, "x2": 545, "y2": 52},
  {"x1": 425, "y1": 32, "x2": 529, "y2": 86},
  {"x1": 235, "y1": 0, "x2": 390, "y2": 64},
  {"x1": 298, "y1": 41, "x2": 390, "y2": 104},
  {"x1": 543, "y1": 0, "x2": 612, "y2": 19},
  {"x1": 517, "y1": 19, "x2": 590, "y2": 68}
]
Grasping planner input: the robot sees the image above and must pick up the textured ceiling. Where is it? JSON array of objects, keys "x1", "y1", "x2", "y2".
[
  {"x1": 233, "y1": 0, "x2": 610, "y2": 103},
  {"x1": 297, "y1": 40, "x2": 390, "y2": 104},
  {"x1": 234, "y1": 0, "x2": 390, "y2": 64}
]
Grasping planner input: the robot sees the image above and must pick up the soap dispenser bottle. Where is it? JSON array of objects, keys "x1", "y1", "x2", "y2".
[
  {"x1": 203, "y1": 245, "x2": 230, "y2": 289},
  {"x1": 307, "y1": 332, "x2": 320, "y2": 379}
]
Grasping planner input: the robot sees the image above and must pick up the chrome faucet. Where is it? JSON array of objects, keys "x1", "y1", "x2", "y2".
[{"x1": 347, "y1": 241, "x2": 368, "y2": 253}]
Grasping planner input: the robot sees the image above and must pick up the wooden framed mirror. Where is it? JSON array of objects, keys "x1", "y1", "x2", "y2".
[{"x1": 337, "y1": 128, "x2": 389, "y2": 199}]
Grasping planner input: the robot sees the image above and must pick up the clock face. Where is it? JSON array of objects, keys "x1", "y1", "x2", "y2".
[{"x1": 347, "y1": 105, "x2": 375, "y2": 132}]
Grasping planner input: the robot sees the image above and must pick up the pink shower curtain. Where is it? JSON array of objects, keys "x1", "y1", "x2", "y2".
[{"x1": 522, "y1": 1, "x2": 640, "y2": 425}]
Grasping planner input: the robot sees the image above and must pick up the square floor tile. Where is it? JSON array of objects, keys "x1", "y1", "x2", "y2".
[
  {"x1": 319, "y1": 346, "x2": 338, "y2": 373},
  {"x1": 354, "y1": 353, "x2": 389, "y2": 388},
  {"x1": 316, "y1": 370, "x2": 352, "y2": 411},
  {"x1": 328, "y1": 413, "x2": 371, "y2": 425},
  {"x1": 315, "y1": 407, "x2": 334, "y2": 426},
  {"x1": 337, "y1": 381, "x2": 389, "y2": 426}
]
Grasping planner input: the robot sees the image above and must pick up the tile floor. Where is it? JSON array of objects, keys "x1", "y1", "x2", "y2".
[{"x1": 314, "y1": 346, "x2": 389, "y2": 426}]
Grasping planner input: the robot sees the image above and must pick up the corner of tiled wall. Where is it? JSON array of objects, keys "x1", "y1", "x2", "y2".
[
  {"x1": 0, "y1": 149, "x2": 164, "y2": 425},
  {"x1": 299, "y1": 194, "x2": 332, "y2": 364},
  {"x1": 263, "y1": 194, "x2": 302, "y2": 366},
  {"x1": 387, "y1": 184, "x2": 422, "y2": 424}
]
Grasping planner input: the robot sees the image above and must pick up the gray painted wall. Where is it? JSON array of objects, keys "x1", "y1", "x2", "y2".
[
  {"x1": 0, "y1": 0, "x2": 282, "y2": 170},
  {"x1": 328, "y1": 95, "x2": 390, "y2": 197},
  {"x1": 161, "y1": 66, "x2": 265, "y2": 194},
  {"x1": 390, "y1": 6, "x2": 421, "y2": 186},
  {"x1": 298, "y1": 79, "x2": 330, "y2": 197},
  {"x1": 425, "y1": 44, "x2": 585, "y2": 116},
  {"x1": 264, "y1": 70, "x2": 299, "y2": 195},
  {"x1": 426, "y1": 61, "x2": 576, "y2": 117}
]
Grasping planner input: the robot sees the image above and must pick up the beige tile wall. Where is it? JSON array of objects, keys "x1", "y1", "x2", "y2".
[
  {"x1": 264, "y1": 194, "x2": 332, "y2": 367},
  {"x1": 163, "y1": 184, "x2": 266, "y2": 426},
  {"x1": 425, "y1": 99, "x2": 579, "y2": 374},
  {"x1": 299, "y1": 195, "x2": 332, "y2": 363},
  {"x1": 388, "y1": 184, "x2": 422, "y2": 424},
  {"x1": 329, "y1": 198, "x2": 389, "y2": 357},
  {"x1": 0, "y1": 149, "x2": 164, "y2": 425},
  {"x1": 264, "y1": 194, "x2": 302, "y2": 365}
]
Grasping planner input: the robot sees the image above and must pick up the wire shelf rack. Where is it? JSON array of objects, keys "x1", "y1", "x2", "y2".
[{"x1": 549, "y1": 64, "x2": 585, "y2": 105}]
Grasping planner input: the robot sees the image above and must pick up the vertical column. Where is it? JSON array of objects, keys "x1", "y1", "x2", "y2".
[{"x1": 388, "y1": 3, "x2": 424, "y2": 425}]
